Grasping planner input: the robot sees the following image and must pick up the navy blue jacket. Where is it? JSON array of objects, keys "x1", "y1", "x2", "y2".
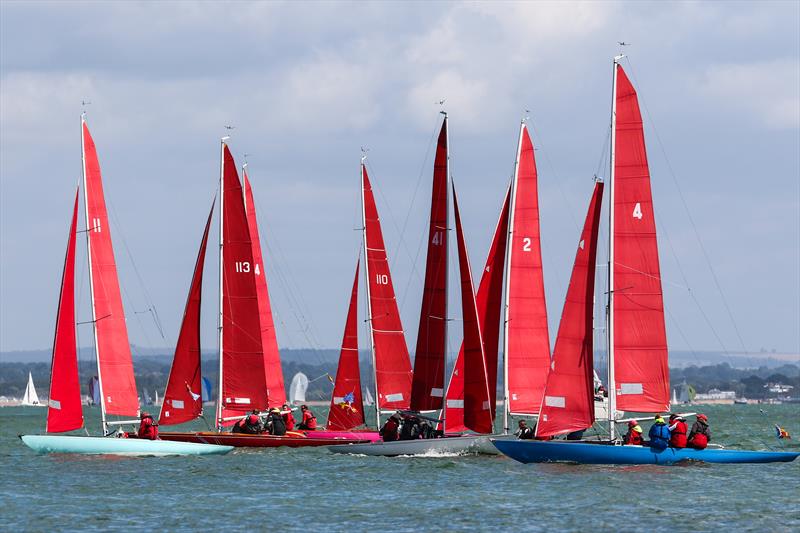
[{"x1": 648, "y1": 421, "x2": 671, "y2": 450}]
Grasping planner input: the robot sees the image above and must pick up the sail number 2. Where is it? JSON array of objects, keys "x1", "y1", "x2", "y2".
[
  {"x1": 522, "y1": 237, "x2": 532, "y2": 252},
  {"x1": 234, "y1": 261, "x2": 251, "y2": 273}
]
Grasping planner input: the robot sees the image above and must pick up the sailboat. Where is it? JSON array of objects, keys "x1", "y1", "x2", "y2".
[
  {"x1": 330, "y1": 114, "x2": 514, "y2": 456},
  {"x1": 21, "y1": 372, "x2": 43, "y2": 406},
  {"x1": 493, "y1": 57, "x2": 799, "y2": 465},
  {"x1": 158, "y1": 142, "x2": 370, "y2": 448},
  {"x1": 20, "y1": 116, "x2": 231, "y2": 456}
]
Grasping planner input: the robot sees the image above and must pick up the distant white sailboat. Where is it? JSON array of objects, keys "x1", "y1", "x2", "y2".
[
  {"x1": 289, "y1": 373, "x2": 308, "y2": 405},
  {"x1": 21, "y1": 372, "x2": 42, "y2": 406}
]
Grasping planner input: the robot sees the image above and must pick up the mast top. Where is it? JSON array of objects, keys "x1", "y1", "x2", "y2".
[{"x1": 360, "y1": 146, "x2": 369, "y2": 163}]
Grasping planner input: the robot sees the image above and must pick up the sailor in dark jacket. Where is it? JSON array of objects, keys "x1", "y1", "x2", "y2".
[
  {"x1": 648, "y1": 414, "x2": 671, "y2": 450},
  {"x1": 266, "y1": 408, "x2": 287, "y2": 436}
]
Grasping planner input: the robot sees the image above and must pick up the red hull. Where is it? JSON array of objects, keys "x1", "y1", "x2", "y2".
[{"x1": 159, "y1": 431, "x2": 371, "y2": 448}]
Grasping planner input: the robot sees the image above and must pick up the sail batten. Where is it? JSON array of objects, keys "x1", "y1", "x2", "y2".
[
  {"x1": 243, "y1": 169, "x2": 286, "y2": 408},
  {"x1": 159, "y1": 202, "x2": 214, "y2": 426},
  {"x1": 410, "y1": 118, "x2": 449, "y2": 412},
  {"x1": 361, "y1": 166, "x2": 413, "y2": 412},
  {"x1": 82, "y1": 120, "x2": 139, "y2": 418},
  {"x1": 612, "y1": 64, "x2": 670, "y2": 413},
  {"x1": 328, "y1": 261, "x2": 365, "y2": 430},
  {"x1": 46, "y1": 190, "x2": 83, "y2": 431},
  {"x1": 537, "y1": 182, "x2": 603, "y2": 438}
]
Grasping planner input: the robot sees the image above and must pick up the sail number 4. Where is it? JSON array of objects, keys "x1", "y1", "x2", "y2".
[
  {"x1": 234, "y1": 261, "x2": 251, "y2": 273},
  {"x1": 633, "y1": 202, "x2": 643, "y2": 220}
]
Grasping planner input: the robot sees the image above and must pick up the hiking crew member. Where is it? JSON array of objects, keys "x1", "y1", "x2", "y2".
[
  {"x1": 137, "y1": 412, "x2": 159, "y2": 440},
  {"x1": 623, "y1": 420, "x2": 644, "y2": 445},
  {"x1": 687, "y1": 414, "x2": 711, "y2": 449},
  {"x1": 648, "y1": 414, "x2": 671, "y2": 450},
  {"x1": 298, "y1": 405, "x2": 317, "y2": 430},
  {"x1": 380, "y1": 414, "x2": 401, "y2": 442},
  {"x1": 669, "y1": 414, "x2": 688, "y2": 448},
  {"x1": 233, "y1": 411, "x2": 263, "y2": 434},
  {"x1": 267, "y1": 408, "x2": 287, "y2": 436},
  {"x1": 515, "y1": 420, "x2": 534, "y2": 440},
  {"x1": 399, "y1": 414, "x2": 421, "y2": 440},
  {"x1": 282, "y1": 404, "x2": 295, "y2": 431}
]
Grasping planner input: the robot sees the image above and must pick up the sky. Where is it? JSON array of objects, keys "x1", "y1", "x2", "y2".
[{"x1": 1, "y1": 1, "x2": 798, "y2": 359}]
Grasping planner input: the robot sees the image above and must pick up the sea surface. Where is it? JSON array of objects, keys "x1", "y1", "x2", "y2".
[{"x1": 1, "y1": 404, "x2": 798, "y2": 532}]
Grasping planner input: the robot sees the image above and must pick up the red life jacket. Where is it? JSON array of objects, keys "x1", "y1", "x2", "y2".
[
  {"x1": 283, "y1": 411, "x2": 295, "y2": 431},
  {"x1": 624, "y1": 430, "x2": 643, "y2": 445},
  {"x1": 381, "y1": 418, "x2": 400, "y2": 442},
  {"x1": 688, "y1": 433, "x2": 708, "y2": 449},
  {"x1": 138, "y1": 417, "x2": 158, "y2": 440},
  {"x1": 670, "y1": 420, "x2": 688, "y2": 448},
  {"x1": 302, "y1": 410, "x2": 317, "y2": 429}
]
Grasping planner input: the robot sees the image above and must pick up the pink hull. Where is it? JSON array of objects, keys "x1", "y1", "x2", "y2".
[{"x1": 311, "y1": 430, "x2": 381, "y2": 442}]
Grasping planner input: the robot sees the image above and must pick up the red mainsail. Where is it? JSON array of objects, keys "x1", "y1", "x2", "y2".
[
  {"x1": 537, "y1": 182, "x2": 603, "y2": 437},
  {"x1": 46, "y1": 189, "x2": 83, "y2": 433},
  {"x1": 220, "y1": 145, "x2": 268, "y2": 419},
  {"x1": 505, "y1": 123, "x2": 551, "y2": 414},
  {"x1": 410, "y1": 117, "x2": 449, "y2": 411},
  {"x1": 328, "y1": 261, "x2": 365, "y2": 430},
  {"x1": 612, "y1": 64, "x2": 670, "y2": 412},
  {"x1": 82, "y1": 120, "x2": 139, "y2": 417},
  {"x1": 445, "y1": 185, "x2": 510, "y2": 432},
  {"x1": 159, "y1": 202, "x2": 214, "y2": 426},
  {"x1": 453, "y1": 186, "x2": 493, "y2": 434},
  {"x1": 243, "y1": 169, "x2": 286, "y2": 407},
  {"x1": 361, "y1": 165, "x2": 413, "y2": 411}
]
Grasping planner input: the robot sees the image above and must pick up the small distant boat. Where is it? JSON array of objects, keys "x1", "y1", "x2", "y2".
[
  {"x1": 21, "y1": 372, "x2": 43, "y2": 407},
  {"x1": 289, "y1": 373, "x2": 309, "y2": 406},
  {"x1": 493, "y1": 57, "x2": 798, "y2": 466},
  {"x1": 20, "y1": 116, "x2": 231, "y2": 457},
  {"x1": 734, "y1": 398, "x2": 749, "y2": 405}
]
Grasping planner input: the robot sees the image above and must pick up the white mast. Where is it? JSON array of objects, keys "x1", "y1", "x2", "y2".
[
  {"x1": 607, "y1": 56, "x2": 623, "y2": 441},
  {"x1": 441, "y1": 111, "x2": 450, "y2": 421},
  {"x1": 81, "y1": 113, "x2": 109, "y2": 435},
  {"x1": 501, "y1": 120, "x2": 525, "y2": 434},
  {"x1": 360, "y1": 156, "x2": 381, "y2": 429},
  {"x1": 215, "y1": 137, "x2": 229, "y2": 430}
]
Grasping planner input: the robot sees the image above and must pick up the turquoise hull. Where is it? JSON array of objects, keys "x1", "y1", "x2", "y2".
[
  {"x1": 492, "y1": 439, "x2": 800, "y2": 465},
  {"x1": 20, "y1": 434, "x2": 233, "y2": 456}
]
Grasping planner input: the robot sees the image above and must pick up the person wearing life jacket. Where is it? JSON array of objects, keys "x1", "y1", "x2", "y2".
[
  {"x1": 281, "y1": 403, "x2": 295, "y2": 431},
  {"x1": 399, "y1": 414, "x2": 422, "y2": 440},
  {"x1": 515, "y1": 420, "x2": 534, "y2": 440},
  {"x1": 137, "y1": 412, "x2": 159, "y2": 440},
  {"x1": 298, "y1": 405, "x2": 317, "y2": 430},
  {"x1": 775, "y1": 424, "x2": 791, "y2": 440},
  {"x1": 687, "y1": 414, "x2": 712, "y2": 449},
  {"x1": 668, "y1": 414, "x2": 688, "y2": 448},
  {"x1": 266, "y1": 408, "x2": 287, "y2": 436},
  {"x1": 233, "y1": 410, "x2": 263, "y2": 434},
  {"x1": 623, "y1": 420, "x2": 644, "y2": 445},
  {"x1": 648, "y1": 414, "x2": 671, "y2": 450},
  {"x1": 380, "y1": 413, "x2": 401, "y2": 442}
]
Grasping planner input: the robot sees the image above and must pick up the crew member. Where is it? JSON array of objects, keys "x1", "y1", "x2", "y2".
[
  {"x1": 623, "y1": 420, "x2": 644, "y2": 445},
  {"x1": 233, "y1": 410, "x2": 263, "y2": 434},
  {"x1": 399, "y1": 414, "x2": 421, "y2": 440},
  {"x1": 515, "y1": 420, "x2": 534, "y2": 440},
  {"x1": 282, "y1": 403, "x2": 295, "y2": 431},
  {"x1": 137, "y1": 412, "x2": 159, "y2": 440},
  {"x1": 298, "y1": 405, "x2": 317, "y2": 430},
  {"x1": 687, "y1": 414, "x2": 711, "y2": 449},
  {"x1": 266, "y1": 408, "x2": 287, "y2": 436},
  {"x1": 669, "y1": 414, "x2": 688, "y2": 448},
  {"x1": 380, "y1": 413, "x2": 401, "y2": 442},
  {"x1": 648, "y1": 414, "x2": 671, "y2": 450}
]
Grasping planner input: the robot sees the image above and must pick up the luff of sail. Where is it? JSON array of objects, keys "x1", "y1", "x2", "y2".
[
  {"x1": 243, "y1": 169, "x2": 286, "y2": 407},
  {"x1": 46, "y1": 190, "x2": 83, "y2": 432},
  {"x1": 410, "y1": 117, "x2": 449, "y2": 412},
  {"x1": 612, "y1": 64, "x2": 669, "y2": 412},
  {"x1": 82, "y1": 119, "x2": 139, "y2": 417},
  {"x1": 159, "y1": 202, "x2": 214, "y2": 426},
  {"x1": 361, "y1": 165, "x2": 413, "y2": 411},
  {"x1": 537, "y1": 182, "x2": 603, "y2": 438},
  {"x1": 444, "y1": 185, "x2": 510, "y2": 432},
  {"x1": 328, "y1": 261, "x2": 365, "y2": 430},
  {"x1": 504, "y1": 123, "x2": 551, "y2": 415},
  {"x1": 220, "y1": 145, "x2": 268, "y2": 420},
  {"x1": 453, "y1": 185, "x2": 493, "y2": 434}
]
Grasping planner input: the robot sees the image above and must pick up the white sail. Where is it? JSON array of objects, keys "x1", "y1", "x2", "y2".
[
  {"x1": 21, "y1": 372, "x2": 41, "y2": 406},
  {"x1": 364, "y1": 388, "x2": 375, "y2": 406},
  {"x1": 289, "y1": 373, "x2": 309, "y2": 405}
]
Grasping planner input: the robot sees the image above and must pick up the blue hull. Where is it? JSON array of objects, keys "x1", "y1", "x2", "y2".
[
  {"x1": 20, "y1": 434, "x2": 233, "y2": 456},
  {"x1": 492, "y1": 439, "x2": 800, "y2": 465}
]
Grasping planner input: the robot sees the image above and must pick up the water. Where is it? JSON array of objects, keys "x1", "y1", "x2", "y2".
[{"x1": 1, "y1": 404, "x2": 798, "y2": 531}]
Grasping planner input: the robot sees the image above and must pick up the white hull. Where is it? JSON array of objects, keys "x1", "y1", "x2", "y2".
[
  {"x1": 20, "y1": 434, "x2": 233, "y2": 456},
  {"x1": 327, "y1": 433, "x2": 517, "y2": 456}
]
